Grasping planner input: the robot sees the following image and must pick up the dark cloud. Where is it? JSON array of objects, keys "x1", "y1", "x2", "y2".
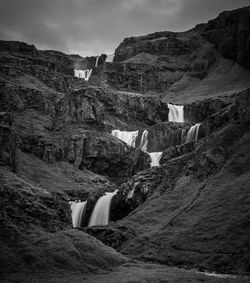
[{"x1": 0, "y1": 0, "x2": 249, "y2": 56}]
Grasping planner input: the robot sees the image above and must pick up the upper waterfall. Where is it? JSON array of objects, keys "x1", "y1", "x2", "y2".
[
  {"x1": 69, "y1": 201, "x2": 87, "y2": 228},
  {"x1": 112, "y1": 130, "x2": 139, "y2": 147},
  {"x1": 185, "y1": 123, "x2": 201, "y2": 143},
  {"x1": 74, "y1": 69, "x2": 92, "y2": 81},
  {"x1": 88, "y1": 190, "x2": 117, "y2": 227},
  {"x1": 95, "y1": 56, "x2": 99, "y2": 67},
  {"x1": 168, "y1": 104, "x2": 184, "y2": 123}
]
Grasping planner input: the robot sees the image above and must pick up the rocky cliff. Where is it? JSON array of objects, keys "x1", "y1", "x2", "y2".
[
  {"x1": 1, "y1": 5, "x2": 250, "y2": 282},
  {"x1": 102, "y1": 7, "x2": 250, "y2": 103}
]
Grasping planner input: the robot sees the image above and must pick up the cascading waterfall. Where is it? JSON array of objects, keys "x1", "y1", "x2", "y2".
[
  {"x1": 148, "y1": 152, "x2": 163, "y2": 167},
  {"x1": 185, "y1": 123, "x2": 201, "y2": 143},
  {"x1": 95, "y1": 56, "x2": 99, "y2": 67},
  {"x1": 69, "y1": 200, "x2": 87, "y2": 228},
  {"x1": 168, "y1": 103, "x2": 184, "y2": 122},
  {"x1": 88, "y1": 190, "x2": 118, "y2": 227},
  {"x1": 74, "y1": 69, "x2": 92, "y2": 81},
  {"x1": 140, "y1": 129, "x2": 148, "y2": 152},
  {"x1": 112, "y1": 130, "x2": 139, "y2": 147},
  {"x1": 139, "y1": 129, "x2": 162, "y2": 167}
]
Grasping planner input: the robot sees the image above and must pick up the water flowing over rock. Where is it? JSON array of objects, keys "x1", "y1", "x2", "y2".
[
  {"x1": 69, "y1": 201, "x2": 87, "y2": 228},
  {"x1": 138, "y1": 129, "x2": 162, "y2": 167},
  {"x1": 112, "y1": 130, "x2": 139, "y2": 147},
  {"x1": 168, "y1": 104, "x2": 184, "y2": 122},
  {"x1": 89, "y1": 190, "x2": 118, "y2": 227},
  {"x1": 185, "y1": 123, "x2": 201, "y2": 143},
  {"x1": 139, "y1": 129, "x2": 148, "y2": 152},
  {"x1": 95, "y1": 56, "x2": 100, "y2": 67},
  {"x1": 148, "y1": 152, "x2": 163, "y2": 167},
  {"x1": 74, "y1": 69, "x2": 92, "y2": 81}
]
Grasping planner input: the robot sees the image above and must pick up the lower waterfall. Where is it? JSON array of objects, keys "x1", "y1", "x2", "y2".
[
  {"x1": 74, "y1": 69, "x2": 92, "y2": 81},
  {"x1": 112, "y1": 130, "x2": 139, "y2": 147},
  {"x1": 88, "y1": 190, "x2": 118, "y2": 227},
  {"x1": 168, "y1": 103, "x2": 184, "y2": 123},
  {"x1": 139, "y1": 129, "x2": 162, "y2": 167},
  {"x1": 185, "y1": 123, "x2": 201, "y2": 143},
  {"x1": 69, "y1": 201, "x2": 87, "y2": 228},
  {"x1": 148, "y1": 152, "x2": 163, "y2": 167}
]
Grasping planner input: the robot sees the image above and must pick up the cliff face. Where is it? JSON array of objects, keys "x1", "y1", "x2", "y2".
[
  {"x1": 1, "y1": 6, "x2": 250, "y2": 280},
  {"x1": 102, "y1": 7, "x2": 250, "y2": 102},
  {"x1": 204, "y1": 6, "x2": 250, "y2": 69}
]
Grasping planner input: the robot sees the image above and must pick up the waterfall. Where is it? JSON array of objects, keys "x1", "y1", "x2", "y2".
[
  {"x1": 74, "y1": 69, "x2": 92, "y2": 81},
  {"x1": 140, "y1": 129, "x2": 148, "y2": 152},
  {"x1": 168, "y1": 103, "x2": 184, "y2": 122},
  {"x1": 148, "y1": 152, "x2": 163, "y2": 167},
  {"x1": 95, "y1": 56, "x2": 99, "y2": 67},
  {"x1": 111, "y1": 130, "x2": 139, "y2": 147},
  {"x1": 106, "y1": 54, "x2": 114, "y2": 62},
  {"x1": 139, "y1": 129, "x2": 162, "y2": 167},
  {"x1": 88, "y1": 190, "x2": 117, "y2": 227},
  {"x1": 69, "y1": 201, "x2": 87, "y2": 228},
  {"x1": 185, "y1": 123, "x2": 201, "y2": 143}
]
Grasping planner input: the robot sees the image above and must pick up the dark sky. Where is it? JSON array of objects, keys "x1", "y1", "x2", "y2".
[{"x1": 0, "y1": 0, "x2": 249, "y2": 57}]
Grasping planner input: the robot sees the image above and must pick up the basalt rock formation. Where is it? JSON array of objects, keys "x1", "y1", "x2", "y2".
[{"x1": 1, "y1": 5, "x2": 250, "y2": 282}]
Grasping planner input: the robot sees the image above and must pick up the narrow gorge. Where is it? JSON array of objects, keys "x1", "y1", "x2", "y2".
[{"x1": 0, "y1": 5, "x2": 250, "y2": 283}]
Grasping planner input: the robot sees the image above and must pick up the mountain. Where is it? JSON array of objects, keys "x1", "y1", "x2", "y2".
[{"x1": 0, "y1": 6, "x2": 250, "y2": 282}]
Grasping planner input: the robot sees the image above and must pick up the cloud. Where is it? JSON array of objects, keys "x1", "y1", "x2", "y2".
[{"x1": 0, "y1": 0, "x2": 249, "y2": 56}]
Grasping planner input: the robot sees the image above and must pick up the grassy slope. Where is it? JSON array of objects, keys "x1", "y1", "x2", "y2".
[{"x1": 113, "y1": 123, "x2": 250, "y2": 274}]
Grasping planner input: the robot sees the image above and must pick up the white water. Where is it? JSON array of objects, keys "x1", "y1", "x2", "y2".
[
  {"x1": 69, "y1": 201, "x2": 87, "y2": 228},
  {"x1": 185, "y1": 123, "x2": 201, "y2": 143},
  {"x1": 95, "y1": 56, "x2": 99, "y2": 67},
  {"x1": 168, "y1": 103, "x2": 184, "y2": 122},
  {"x1": 112, "y1": 130, "x2": 139, "y2": 147},
  {"x1": 140, "y1": 129, "x2": 148, "y2": 152},
  {"x1": 149, "y1": 152, "x2": 163, "y2": 167},
  {"x1": 88, "y1": 190, "x2": 118, "y2": 227},
  {"x1": 106, "y1": 54, "x2": 114, "y2": 62},
  {"x1": 74, "y1": 69, "x2": 92, "y2": 81},
  {"x1": 139, "y1": 129, "x2": 162, "y2": 167}
]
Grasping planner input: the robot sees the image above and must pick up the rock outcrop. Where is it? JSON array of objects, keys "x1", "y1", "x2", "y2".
[
  {"x1": 0, "y1": 113, "x2": 17, "y2": 171},
  {"x1": 204, "y1": 6, "x2": 250, "y2": 69},
  {"x1": 56, "y1": 86, "x2": 169, "y2": 130},
  {"x1": 137, "y1": 122, "x2": 189, "y2": 152}
]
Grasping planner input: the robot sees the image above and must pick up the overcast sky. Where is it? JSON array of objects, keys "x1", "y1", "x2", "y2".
[{"x1": 0, "y1": 0, "x2": 249, "y2": 57}]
